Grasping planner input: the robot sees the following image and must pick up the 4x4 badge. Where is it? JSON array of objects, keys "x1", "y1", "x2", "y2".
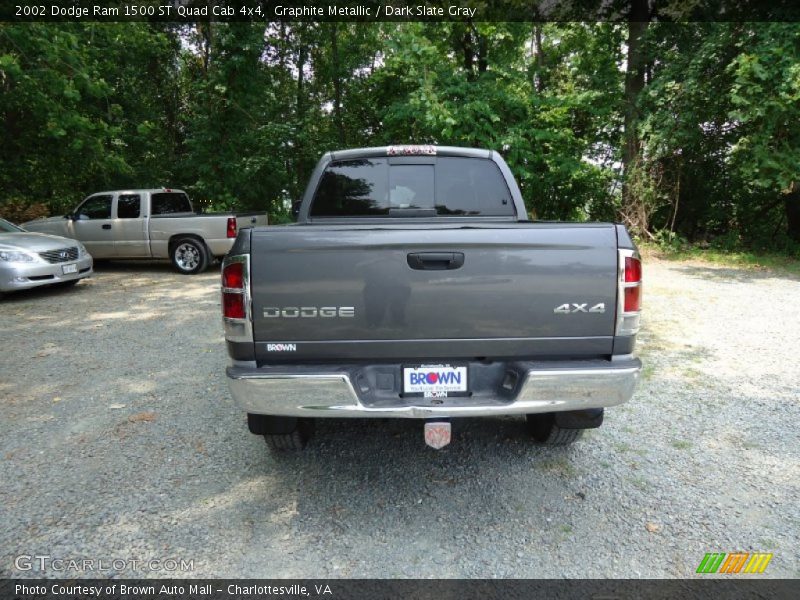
[{"x1": 554, "y1": 303, "x2": 605, "y2": 314}]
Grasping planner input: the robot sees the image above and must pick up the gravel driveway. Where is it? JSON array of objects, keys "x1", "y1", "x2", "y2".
[{"x1": 1, "y1": 258, "x2": 798, "y2": 578}]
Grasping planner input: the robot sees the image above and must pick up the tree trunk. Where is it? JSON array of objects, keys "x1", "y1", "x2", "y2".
[
  {"x1": 296, "y1": 32, "x2": 306, "y2": 121},
  {"x1": 462, "y1": 28, "x2": 474, "y2": 78},
  {"x1": 200, "y1": 23, "x2": 212, "y2": 74},
  {"x1": 477, "y1": 32, "x2": 488, "y2": 73},
  {"x1": 786, "y1": 184, "x2": 800, "y2": 242},
  {"x1": 621, "y1": 0, "x2": 650, "y2": 232},
  {"x1": 532, "y1": 25, "x2": 544, "y2": 92},
  {"x1": 330, "y1": 24, "x2": 345, "y2": 145}
]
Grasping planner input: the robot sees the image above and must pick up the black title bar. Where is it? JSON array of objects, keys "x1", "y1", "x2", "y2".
[
  {"x1": 2, "y1": 579, "x2": 800, "y2": 600},
  {"x1": 3, "y1": 0, "x2": 800, "y2": 22}
]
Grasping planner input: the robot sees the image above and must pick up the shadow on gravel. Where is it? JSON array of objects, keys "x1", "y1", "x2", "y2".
[
  {"x1": 92, "y1": 260, "x2": 222, "y2": 274},
  {"x1": 251, "y1": 416, "x2": 586, "y2": 543},
  {"x1": 0, "y1": 279, "x2": 94, "y2": 303}
]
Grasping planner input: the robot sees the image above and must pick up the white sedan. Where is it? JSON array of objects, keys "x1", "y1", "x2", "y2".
[{"x1": 0, "y1": 218, "x2": 93, "y2": 295}]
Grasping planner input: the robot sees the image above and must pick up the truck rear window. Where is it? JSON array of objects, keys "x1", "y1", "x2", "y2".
[
  {"x1": 151, "y1": 192, "x2": 192, "y2": 215},
  {"x1": 310, "y1": 157, "x2": 514, "y2": 217}
]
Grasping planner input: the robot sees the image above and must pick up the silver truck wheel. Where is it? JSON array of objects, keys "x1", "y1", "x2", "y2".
[
  {"x1": 526, "y1": 414, "x2": 584, "y2": 446},
  {"x1": 171, "y1": 238, "x2": 208, "y2": 274}
]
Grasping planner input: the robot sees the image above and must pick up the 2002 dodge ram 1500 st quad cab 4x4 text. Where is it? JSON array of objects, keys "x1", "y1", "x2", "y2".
[{"x1": 221, "y1": 145, "x2": 642, "y2": 450}]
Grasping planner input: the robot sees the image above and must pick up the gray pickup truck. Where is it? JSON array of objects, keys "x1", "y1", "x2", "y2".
[
  {"x1": 221, "y1": 146, "x2": 642, "y2": 450},
  {"x1": 23, "y1": 189, "x2": 267, "y2": 273}
]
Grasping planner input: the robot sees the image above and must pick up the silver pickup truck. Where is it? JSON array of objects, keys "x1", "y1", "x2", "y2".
[
  {"x1": 221, "y1": 146, "x2": 642, "y2": 450},
  {"x1": 23, "y1": 189, "x2": 267, "y2": 273}
]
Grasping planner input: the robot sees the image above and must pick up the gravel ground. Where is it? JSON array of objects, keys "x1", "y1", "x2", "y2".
[{"x1": 1, "y1": 257, "x2": 798, "y2": 579}]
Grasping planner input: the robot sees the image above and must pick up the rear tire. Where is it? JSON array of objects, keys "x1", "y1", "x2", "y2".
[
  {"x1": 526, "y1": 414, "x2": 584, "y2": 446},
  {"x1": 170, "y1": 237, "x2": 209, "y2": 274},
  {"x1": 248, "y1": 414, "x2": 315, "y2": 451}
]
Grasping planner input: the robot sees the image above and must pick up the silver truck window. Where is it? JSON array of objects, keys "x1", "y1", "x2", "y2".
[
  {"x1": 310, "y1": 157, "x2": 514, "y2": 217},
  {"x1": 151, "y1": 192, "x2": 191, "y2": 215},
  {"x1": 117, "y1": 194, "x2": 141, "y2": 219},
  {"x1": 76, "y1": 195, "x2": 112, "y2": 220}
]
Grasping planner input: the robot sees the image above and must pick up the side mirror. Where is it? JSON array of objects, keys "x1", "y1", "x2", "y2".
[
  {"x1": 291, "y1": 200, "x2": 302, "y2": 221},
  {"x1": 64, "y1": 214, "x2": 72, "y2": 220}
]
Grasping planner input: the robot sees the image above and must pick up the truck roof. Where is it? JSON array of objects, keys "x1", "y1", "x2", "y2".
[
  {"x1": 87, "y1": 188, "x2": 187, "y2": 195},
  {"x1": 327, "y1": 145, "x2": 495, "y2": 161}
]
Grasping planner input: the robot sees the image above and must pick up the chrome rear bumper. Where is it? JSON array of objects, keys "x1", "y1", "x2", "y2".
[{"x1": 227, "y1": 358, "x2": 641, "y2": 419}]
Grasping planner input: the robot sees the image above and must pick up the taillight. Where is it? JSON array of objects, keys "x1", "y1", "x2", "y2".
[
  {"x1": 624, "y1": 256, "x2": 641, "y2": 283},
  {"x1": 222, "y1": 292, "x2": 245, "y2": 319},
  {"x1": 617, "y1": 251, "x2": 642, "y2": 336},
  {"x1": 221, "y1": 255, "x2": 252, "y2": 342},
  {"x1": 221, "y1": 258, "x2": 249, "y2": 326},
  {"x1": 227, "y1": 217, "x2": 237, "y2": 238},
  {"x1": 222, "y1": 261, "x2": 243, "y2": 289},
  {"x1": 624, "y1": 286, "x2": 641, "y2": 312}
]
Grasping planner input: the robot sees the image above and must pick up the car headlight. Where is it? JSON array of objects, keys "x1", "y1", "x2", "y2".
[
  {"x1": 76, "y1": 243, "x2": 88, "y2": 257},
  {"x1": 0, "y1": 250, "x2": 36, "y2": 263}
]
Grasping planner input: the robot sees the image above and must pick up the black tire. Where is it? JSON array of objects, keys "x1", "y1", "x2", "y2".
[
  {"x1": 248, "y1": 414, "x2": 314, "y2": 451},
  {"x1": 57, "y1": 279, "x2": 80, "y2": 287},
  {"x1": 170, "y1": 237, "x2": 209, "y2": 274},
  {"x1": 526, "y1": 413, "x2": 584, "y2": 446}
]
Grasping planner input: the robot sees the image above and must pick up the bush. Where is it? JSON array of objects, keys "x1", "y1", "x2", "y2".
[
  {"x1": 652, "y1": 229, "x2": 689, "y2": 252},
  {"x1": 0, "y1": 199, "x2": 50, "y2": 224}
]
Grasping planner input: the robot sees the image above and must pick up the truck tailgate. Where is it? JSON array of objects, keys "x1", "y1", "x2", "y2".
[
  {"x1": 236, "y1": 213, "x2": 268, "y2": 229},
  {"x1": 250, "y1": 223, "x2": 619, "y2": 361}
]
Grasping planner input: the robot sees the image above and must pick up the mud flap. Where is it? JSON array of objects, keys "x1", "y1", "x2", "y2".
[{"x1": 424, "y1": 421, "x2": 452, "y2": 449}]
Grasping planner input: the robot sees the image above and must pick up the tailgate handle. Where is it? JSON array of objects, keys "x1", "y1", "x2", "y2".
[{"x1": 407, "y1": 252, "x2": 465, "y2": 271}]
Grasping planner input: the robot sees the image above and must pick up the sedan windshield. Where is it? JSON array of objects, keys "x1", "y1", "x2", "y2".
[{"x1": 0, "y1": 218, "x2": 25, "y2": 233}]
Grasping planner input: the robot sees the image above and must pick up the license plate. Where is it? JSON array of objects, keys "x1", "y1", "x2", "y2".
[
  {"x1": 62, "y1": 263, "x2": 78, "y2": 274},
  {"x1": 403, "y1": 364, "x2": 468, "y2": 395}
]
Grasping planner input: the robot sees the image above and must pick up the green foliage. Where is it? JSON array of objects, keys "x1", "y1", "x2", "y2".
[
  {"x1": 638, "y1": 23, "x2": 800, "y2": 247},
  {"x1": 0, "y1": 21, "x2": 797, "y2": 251},
  {"x1": 643, "y1": 240, "x2": 800, "y2": 275},
  {"x1": 651, "y1": 229, "x2": 689, "y2": 253}
]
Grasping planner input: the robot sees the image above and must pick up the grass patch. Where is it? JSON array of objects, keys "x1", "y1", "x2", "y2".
[
  {"x1": 640, "y1": 243, "x2": 800, "y2": 276},
  {"x1": 539, "y1": 456, "x2": 577, "y2": 476},
  {"x1": 670, "y1": 439, "x2": 692, "y2": 450},
  {"x1": 683, "y1": 367, "x2": 703, "y2": 379},
  {"x1": 613, "y1": 442, "x2": 632, "y2": 453}
]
